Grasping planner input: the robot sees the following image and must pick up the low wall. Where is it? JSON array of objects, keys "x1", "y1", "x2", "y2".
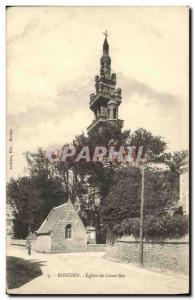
[
  {"x1": 30, "y1": 240, "x2": 37, "y2": 251},
  {"x1": 87, "y1": 244, "x2": 106, "y2": 252},
  {"x1": 10, "y1": 239, "x2": 25, "y2": 247},
  {"x1": 106, "y1": 240, "x2": 189, "y2": 275}
]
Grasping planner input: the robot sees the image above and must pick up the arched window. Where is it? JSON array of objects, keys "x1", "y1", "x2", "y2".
[
  {"x1": 65, "y1": 224, "x2": 72, "y2": 239},
  {"x1": 113, "y1": 108, "x2": 117, "y2": 119}
]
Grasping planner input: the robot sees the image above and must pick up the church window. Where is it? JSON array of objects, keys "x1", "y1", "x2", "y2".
[
  {"x1": 65, "y1": 224, "x2": 72, "y2": 239},
  {"x1": 113, "y1": 108, "x2": 117, "y2": 119}
]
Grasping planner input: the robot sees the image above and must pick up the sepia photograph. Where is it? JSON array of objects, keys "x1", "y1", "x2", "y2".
[{"x1": 6, "y1": 6, "x2": 189, "y2": 295}]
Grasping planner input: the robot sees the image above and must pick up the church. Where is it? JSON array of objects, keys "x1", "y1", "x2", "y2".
[
  {"x1": 33, "y1": 33, "x2": 124, "y2": 253},
  {"x1": 87, "y1": 31, "x2": 124, "y2": 135},
  {"x1": 35, "y1": 200, "x2": 88, "y2": 253}
]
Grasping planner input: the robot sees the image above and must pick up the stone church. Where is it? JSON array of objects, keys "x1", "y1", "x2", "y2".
[
  {"x1": 33, "y1": 34, "x2": 124, "y2": 252},
  {"x1": 21, "y1": 34, "x2": 188, "y2": 253},
  {"x1": 87, "y1": 32, "x2": 124, "y2": 135},
  {"x1": 36, "y1": 200, "x2": 88, "y2": 253}
]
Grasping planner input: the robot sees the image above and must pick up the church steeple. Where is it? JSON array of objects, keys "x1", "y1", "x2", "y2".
[
  {"x1": 103, "y1": 36, "x2": 109, "y2": 55},
  {"x1": 87, "y1": 33, "x2": 124, "y2": 135},
  {"x1": 100, "y1": 37, "x2": 111, "y2": 76},
  {"x1": 101, "y1": 32, "x2": 111, "y2": 76}
]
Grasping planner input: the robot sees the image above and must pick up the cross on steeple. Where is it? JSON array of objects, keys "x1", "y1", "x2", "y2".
[
  {"x1": 87, "y1": 32, "x2": 124, "y2": 135},
  {"x1": 103, "y1": 30, "x2": 108, "y2": 39}
]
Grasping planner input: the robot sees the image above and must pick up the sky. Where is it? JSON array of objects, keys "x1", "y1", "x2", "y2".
[{"x1": 6, "y1": 6, "x2": 189, "y2": 178}]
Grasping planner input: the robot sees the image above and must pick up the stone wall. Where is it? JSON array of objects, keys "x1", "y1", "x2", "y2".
[
  {"x1": 106, "y1": 240, "x2": 189, "y2": 275},
  {"x1": 10, "y1": 239, "x2": 25, "y2": 246},
  {"x1": 36, "y1": 235, "x2": 51, "y2": 253},
  {"x1": 87, "y1": 244, "x2": 106, "y2": 252},
  {"x1": 50, "y1": 201, "x2": 87, "y2": 253}
]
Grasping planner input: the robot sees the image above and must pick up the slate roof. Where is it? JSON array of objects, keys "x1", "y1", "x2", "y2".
[
  {"x1": 26, "y1": 232, "x2": 37, "y2": 240},
  {"x1": 36, "y1": 203, "x2": 67, "y2": 235},
  {"x1": 36, "y1": 200, "x2": 86, "y2": 235}
]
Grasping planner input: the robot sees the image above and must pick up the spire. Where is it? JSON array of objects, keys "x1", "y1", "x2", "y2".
[
  {"x1": 102, "y1": 30, "x2": 109, "y2": 55},
  {"x1": 87, "y1": 31, "x2": 124, "y2": 135},
  {"x1": 103, "y1": 37, "x2": 109, "y2": 55},
  {"x1": 100, "y1": 31, "x2": 111, "y2": 75}
]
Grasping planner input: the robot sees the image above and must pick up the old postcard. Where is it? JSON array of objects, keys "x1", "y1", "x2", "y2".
[{"x1": 6, "y1": 6, "x2": 190, "y2": 295}]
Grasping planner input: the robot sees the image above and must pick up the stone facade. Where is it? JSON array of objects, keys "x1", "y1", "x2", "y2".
[
  {"x1": 87, "y1": 36, "x2": 124, "y2": 135},
  {"x1": 106, "y1": 240, "x2": 189, "y2": 275},
  {"x1": 36, "y1": 200, "x2": 88, "y2": 253},
  {"x1": 86, "y1": 226, "x2": 96, "y2": 244},
  {"x1": 36, "y1": 234, "x2": 51, "y2": 253}
]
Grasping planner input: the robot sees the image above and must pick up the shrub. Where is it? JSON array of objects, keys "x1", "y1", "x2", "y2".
[{"x1": 111, "y1": 214, "x2": 189, "y2": 241}]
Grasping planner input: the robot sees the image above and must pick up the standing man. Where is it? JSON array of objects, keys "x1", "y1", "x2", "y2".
[{"x1": 26, "y1": 239, "x2": 31, "y2": 255}]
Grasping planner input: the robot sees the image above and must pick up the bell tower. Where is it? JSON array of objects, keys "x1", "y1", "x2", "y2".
[{"x1": 87, "y1": 31, "x2": 124, "y2": 135}]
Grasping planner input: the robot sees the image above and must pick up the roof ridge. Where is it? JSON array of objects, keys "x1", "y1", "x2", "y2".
[
  {"x1": 36, "y1": 199, "x2": 86, "y2": 234},
  {"x1": 53, "y1": 203, "x2": 66, "y2": 210},
  {"x1": 37, "y1": 208, "x2": 53, "y2": 234}
]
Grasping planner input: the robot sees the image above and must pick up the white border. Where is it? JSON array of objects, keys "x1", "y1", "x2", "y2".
[
  {"x1": 1, "y1": 0, "x2": 194, "y2": 5},
  {"x1": 0, "y1": 1, "x2": 193, "y2": 299}
]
